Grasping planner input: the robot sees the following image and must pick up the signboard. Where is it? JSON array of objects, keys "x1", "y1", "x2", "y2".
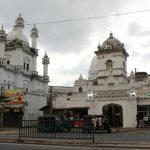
[
  {"x1": 96, "y1": 90, "x2": 129, "y2": 98},
  {"x1": 0, "y1": 89, "x2": 24, "y2": 108}
]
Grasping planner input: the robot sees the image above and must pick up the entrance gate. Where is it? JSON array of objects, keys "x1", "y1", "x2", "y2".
[{"x1": 103, "y1": 104, "x2": 123, "y2": 127}]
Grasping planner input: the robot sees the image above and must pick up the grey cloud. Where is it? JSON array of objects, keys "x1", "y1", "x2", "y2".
[
  {"x1": 128, "y1": 22, "x2": 150, "y2": 36},
  {"x1": 0, "y1": 0, "x2": 120, "y2": 54},
  {"x1": 58, "y1": 53, "x2": 91, "y2": 76},
  {"x1": 140, "y1": 53, "x2": 150, "y2": 62}
]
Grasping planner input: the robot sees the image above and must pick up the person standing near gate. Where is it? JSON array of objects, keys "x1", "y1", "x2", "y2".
[
  {"x1": 97, "y1": 116, "x2": 104, "y2": 130},
  {"x1": 136, "y1": 113, "x2": 140, "y2": 128},
  {"x1": 139, "y1": 112, "x2": 144, "y2": 127}
]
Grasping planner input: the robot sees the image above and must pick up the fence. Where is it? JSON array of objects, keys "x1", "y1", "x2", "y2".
[{"x1": 19, "y1": 120, "x2": 95, "y2": 143}]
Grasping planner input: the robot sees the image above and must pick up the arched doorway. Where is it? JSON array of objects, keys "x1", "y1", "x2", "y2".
[{"x1": 103, "y1": 104, "x2": 123, "y2": 127}]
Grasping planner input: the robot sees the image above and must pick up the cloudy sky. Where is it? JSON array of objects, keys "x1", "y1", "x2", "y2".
[{"x1": 1, "y1": 0, "x2": 150, "y2": 86}]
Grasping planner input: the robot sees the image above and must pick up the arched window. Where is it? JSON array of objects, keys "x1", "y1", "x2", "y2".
[
  {"x1": 79, "y1": 87, "x2": 83, "y2": 92},
  {"x1": 7, "y1": 60, "x2": 10, "y2": 64},
  {"x1": 106, "y1": 60, "x2": 113, "y2": 70},
  {"x1": 23, "y1": 80, "x2": 30, "y2": 94},
  {"x1": 23, "y1": 57, "x2": 30, "y2": 71},
  {"x1": 27, "y1": 64, "x2": 29, "y2": 71}
]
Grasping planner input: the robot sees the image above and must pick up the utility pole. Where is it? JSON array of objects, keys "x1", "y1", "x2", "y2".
[{"x1": 49, "y1": 86, "x2": 53, "y2": 115}]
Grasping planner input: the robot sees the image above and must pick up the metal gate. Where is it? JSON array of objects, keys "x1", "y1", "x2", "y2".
[{"x1": 19, "y1": 120, "x2": 94, "y2": 143}]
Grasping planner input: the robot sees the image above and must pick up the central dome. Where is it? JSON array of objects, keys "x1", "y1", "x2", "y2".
[
  {"x1": 7, "y1": 30, "x2": 29, "y2": 45},
  {"x1": 101, "y1": 33, "x2": 123, "y2": 50}
]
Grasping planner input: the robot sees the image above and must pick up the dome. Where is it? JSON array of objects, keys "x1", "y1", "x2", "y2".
[
  {"x1": 7, "y1": 30, "x2": 29, "y2": 45},
  {"x1": 88, "y1": 55, "x2": 98, "y2": 80},
  {"x1": 101, "y1": 33, "x2": 124, "y2": 50}
]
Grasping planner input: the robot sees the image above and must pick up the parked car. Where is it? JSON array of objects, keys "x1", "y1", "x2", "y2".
[
  {"x1": 37, "y1": 115, "x2": 70, "y2": 132},
  {"x1": 82, "y1": 115, "x2": 111, "y2": 133}
]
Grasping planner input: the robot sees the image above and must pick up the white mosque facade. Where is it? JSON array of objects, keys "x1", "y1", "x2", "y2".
[
  {"x1": 0, "y1": 15, "x2": 49, "y2": 126},
  {"x1": 52, "y1": 33, "x2": 150, "y2": 128}
]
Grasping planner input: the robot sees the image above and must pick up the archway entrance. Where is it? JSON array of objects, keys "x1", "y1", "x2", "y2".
[{"x1": 103, "y1": 104, "x2": 123, "y2": 127}]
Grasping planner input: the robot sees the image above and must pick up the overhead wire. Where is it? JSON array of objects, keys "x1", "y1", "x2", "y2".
[{"x1": 3, "y1": 9, "x2": 150, "y2": 27}]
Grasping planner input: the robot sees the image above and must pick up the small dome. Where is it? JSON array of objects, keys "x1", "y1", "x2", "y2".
[
  {"x1": 7, "y1": 30, "x2": 29, "y2": 45},
  {"x1": 129, "y1": 70, "x2": 135, "y2": 79},
  {"x1": 101, "y1": 33, "x2": 124, "y2": 50},
  {"x1": 79, "y1": 74, "x2": 83, "y2": 80},
  {"x1": 30, "y1": 24, "x2": 38, "y2": 38},
  {"x1": 88, "y1": 55, "x2": 98, "y2": 80}
]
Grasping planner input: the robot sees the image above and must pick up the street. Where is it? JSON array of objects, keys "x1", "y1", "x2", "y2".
[
  {"x1": 0, "y1": 142, "x2": 146, "y2": 150},
  {"x1": 0, "y1": 128, "x2": 150, "y2": 149}
]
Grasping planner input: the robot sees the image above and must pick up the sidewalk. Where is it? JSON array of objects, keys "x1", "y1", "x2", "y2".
[
  {"x1": 0, "y1": 128, "x2": 19, "y2": 134},
  {"x1": 0, "y1": 127, "x2": 137, "y2": 134}
]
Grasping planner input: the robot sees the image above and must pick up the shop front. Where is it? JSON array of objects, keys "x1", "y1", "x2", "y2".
[{"x1": 0, "y1": 89, "x2": 24, "y2": 127}]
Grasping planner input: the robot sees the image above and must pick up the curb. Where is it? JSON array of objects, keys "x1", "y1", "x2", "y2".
[{"x1": 0, "y1": 138, "x2": 150, "y2": 149}]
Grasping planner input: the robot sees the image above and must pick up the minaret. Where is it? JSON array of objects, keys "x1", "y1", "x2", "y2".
[
  {"x1": 14, "y1": 13, "x2": 24, "y2": 35},
  {"x1": 0, "y1": 25, "x2": 7, "y2": 59},
  {"x1": 31, "y1": 25, "x2": 38, "y2": 72},
  {"x1": 42, "y1": 52, "x2": 49, "y2": 76},
  {"x1": 0, "y1": 25, "x2": 7, "y2": 85},
  {"x1": 30, "y1": 24, "x2": 38, "y2": 49},
  {"x1": 129, "y1": 70, "x2": 135, "y2": 85}
]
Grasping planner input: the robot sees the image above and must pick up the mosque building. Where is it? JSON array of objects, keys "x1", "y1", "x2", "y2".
[
  {"x1": 50, "y1": 33, "x2": 150, "y2": 128},
  {"x1": 0, "y1": 14, "x2": 49, "y2": 127}
]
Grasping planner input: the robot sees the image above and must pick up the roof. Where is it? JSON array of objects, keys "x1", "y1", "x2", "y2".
[
  {"x1": 39, "y1": 104, "x2": 51, "y2": 111},
  {"x1": 53, "y1": 106, "x2": 89, "y2": 110}
]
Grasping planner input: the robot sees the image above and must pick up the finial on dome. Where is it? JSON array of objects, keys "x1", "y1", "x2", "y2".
[
  {"x1": 0, "y1": 24, "x2": 5, "y2": 32},
  {"x1": 79, "y1": 74, "x2": 83, "y2": 80},
  {"x1": 109, "y1": 32, "x2": 113, "y2": 38},
  {"x1": 19, "y1": 13, "x2": 22, "y2": 17},
  {"x1": 97, "y1": 43, "x2": 101, "y2": 50},
  {"x1": 44, "y1": 51, "x2": 47, "y2": 56}
]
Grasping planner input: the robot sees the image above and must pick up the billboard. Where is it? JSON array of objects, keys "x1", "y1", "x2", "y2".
[{"x1": 0, "y1": 89, "x2": 24, "y2": 105}]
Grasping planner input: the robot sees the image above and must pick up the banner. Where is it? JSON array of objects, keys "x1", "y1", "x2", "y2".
[{"x1": 0, "y1": 89, "x2": 24, "y2": 105}]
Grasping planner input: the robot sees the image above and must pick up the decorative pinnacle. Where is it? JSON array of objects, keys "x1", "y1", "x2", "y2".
[
  {"x1": 109, "y1": 32, "x2": 113, "y2": 38},
  {"x1": 19, "y1": 13, "x2": 22, "y2": 17}
]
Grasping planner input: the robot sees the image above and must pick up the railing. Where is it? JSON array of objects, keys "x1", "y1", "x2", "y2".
[{"x1": 19, "y1": 120, "x2": 95, "y2": 143}]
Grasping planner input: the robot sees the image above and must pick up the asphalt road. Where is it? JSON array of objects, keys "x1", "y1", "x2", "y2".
[{"x1": 0, "y1": 142, "x2": 145, "y2": 150}]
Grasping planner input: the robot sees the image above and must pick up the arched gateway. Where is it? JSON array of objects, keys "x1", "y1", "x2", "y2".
[{"x1": 103, "y1": 104, "x2": 123, "y2": 127}]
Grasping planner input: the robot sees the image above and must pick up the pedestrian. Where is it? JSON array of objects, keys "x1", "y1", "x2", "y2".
[
  {"x1": 136, "y1": 113, "x2": 140, "y2": 128},
  {"x1": 97, "y1": 116, "x2": 104, "y2": 130},
  {"x1": 139, "y1": 112, "x2": 143, "y2": 127}
]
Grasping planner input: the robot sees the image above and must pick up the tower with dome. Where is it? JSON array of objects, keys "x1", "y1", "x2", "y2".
[
  {"x1": 51, "y1": 32, "x2": 150, "y2": 128},
  {"x1": 0, "y1": 15, "x2": 49, "y2": 127}
]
